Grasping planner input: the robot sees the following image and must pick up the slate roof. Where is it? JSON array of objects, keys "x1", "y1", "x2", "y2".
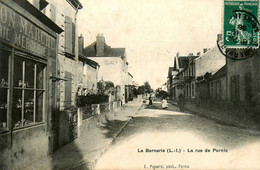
[
  {"x1": 168, "y1": 67, "x2": 174, "y2": 77},
  {"x1": 78, "y1": 53, "x2": 99, "y2": 69},
  {"x1": 83, "y1": 42, "x2": 125, "y2": 58},
  {"x1": 178, "y1": 57, "x2": 189, "y2": 69},
  {"x1": 210, "y1": 65, "x2": 226, "y2": 80}
]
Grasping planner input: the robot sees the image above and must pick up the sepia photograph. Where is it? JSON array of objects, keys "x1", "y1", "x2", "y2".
[{"x1": 0, "y1": 0, "x2": 260, "y2": 169}]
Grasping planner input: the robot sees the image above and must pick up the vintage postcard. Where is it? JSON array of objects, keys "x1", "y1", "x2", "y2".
[{"x1": 0, "y1": 0, "x2": 260, "y2": 169}]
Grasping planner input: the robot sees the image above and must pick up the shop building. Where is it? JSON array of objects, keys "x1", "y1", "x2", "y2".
[{"x1": 0, "y1": 0, "x2": 62, "y2": 169}]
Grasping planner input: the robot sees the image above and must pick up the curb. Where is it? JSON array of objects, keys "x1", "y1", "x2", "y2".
[
  {"x1": 88, "y1": 103, "x2": 142, "y2": 170},
  {"x1": 170, "y1": 102, "x2": 260, "y2": 135}
]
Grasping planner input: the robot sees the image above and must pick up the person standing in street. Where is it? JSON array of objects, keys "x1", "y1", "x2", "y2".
[
  {"x1": 162, "y1": 97, "x2": 168, "y2": 109},
  {"x1": 149, "y1": 94, "x2": 153, "y2": 105}
]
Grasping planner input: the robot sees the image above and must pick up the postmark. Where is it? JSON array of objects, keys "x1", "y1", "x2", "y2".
[{"x1": 218, "y1": 0, "x2": 260, "y2": 60}]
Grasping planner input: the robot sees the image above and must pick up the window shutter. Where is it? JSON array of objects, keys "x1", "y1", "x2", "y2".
[
  {"x1": 64, "y1": 72, "x2": 72, "y2": 106},
  {"x1": 245, "y1": 72, "x2": 252, "y2": 101},
  {"x1": 65, "y1": 16, "x2": 73, "y2": 55},
  {"x1": 72, "y1": 22, "x2": 75, "y2": 54},
  {"x1": 50, "y1": 4, "x2": 56, "y2": 22}
]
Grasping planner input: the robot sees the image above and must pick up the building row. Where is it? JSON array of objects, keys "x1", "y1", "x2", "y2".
[
  {"x1": 167, "y1": 35, "x2": 260, "y2": 113},
  {"x1": 0, "y1": 0, "x2": 134, "y2": 169}
]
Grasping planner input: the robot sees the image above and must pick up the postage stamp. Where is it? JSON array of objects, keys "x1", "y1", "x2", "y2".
[
  {"x1": 218, "y1": 0, "x2": 260, "y2": 60},
  {"x1": 223, "y1": 0, "x2": 259, "y2": 48}
]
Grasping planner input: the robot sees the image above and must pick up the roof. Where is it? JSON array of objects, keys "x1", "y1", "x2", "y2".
[
  {"x1": 83, "y1": 42, "x2": 125, "y2": 58},
  {"x1": 178, "y1": 57, "x2": 189, "y2": 68},
  {"x1": 210, "y1": 65, "x2": 226, "y2": 80},
  {"x1": 168, "y1": 67, "x2": 173, "y2": 73},
  {"x1": 12, "y1": 0, "x2": 63, "y2": 34},
  {"x1": 67, "y1": 0, "x2": 83, "y2": 9},
  {"x1": 128, "y1": 72, "x2": 133, "y2": 78},
  {"x1": 168, "y1": 67, "x2": 174, "y2": 77},
  {"x1": 78, "y1": 53, "x2": 99, "y2": 69}
]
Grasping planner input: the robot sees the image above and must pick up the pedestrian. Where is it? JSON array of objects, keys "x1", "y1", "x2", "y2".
[
  {"x1": 149, "y1": 94, "x2": 153, "y2": 105},
  {"x1": 178, "y1": 93, "x2": 185, "y2": 111},
  {"x1": 162, "y1": 97, "x2": 168, "y2": 109}
]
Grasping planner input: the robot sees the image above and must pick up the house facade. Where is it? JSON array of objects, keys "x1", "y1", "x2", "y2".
[
  {"x1": 0, "y1": 0, "x2": 63, "y2": 169},
  {"x1": 194, "y1": 46, "x2": 226, "y2": 103},
  {"x1": 83, "y1": 34, "x2": 129, "y2": 104},
  {"x1": 226, "y1": 51, "x2": 260, "y2": 112},
  {"x1": 78, "y1": 35, "x2": 99, "y2": 95},
  {"x1": 125, "y1": 72, "x2": 134, "y2": 103},
  {"x1": 38, "y1": 0, "x2": 85, "y2": 150}
]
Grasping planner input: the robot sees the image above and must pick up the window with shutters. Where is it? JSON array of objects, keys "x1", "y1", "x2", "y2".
[
  {"x1": 244, "y1": 72, "x2": 252, "y2": 102},
  {"x1": 230, "y1": 75, "x2": 239, "y2": 101},
  {"x1": 64, "y1": 72, "x2": 72, "y2": 107},
  {"x1": 217, "y1": 80, "x2": 222, "y2": 100},
  {"x1": 49, "y1": 4, "x2": 56, "y2": 22},
  {"x1": 65, "y1": 16, "x2": 75, "y2": 58}
]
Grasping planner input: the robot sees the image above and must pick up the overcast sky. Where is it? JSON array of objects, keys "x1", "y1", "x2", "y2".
[{"x1": 78, "y1": 0, "x2": 222, "y2": 89}]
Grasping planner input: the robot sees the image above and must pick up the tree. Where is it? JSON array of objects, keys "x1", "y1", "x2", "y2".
[
  {"x1": 133, "y1": 87, "x2": 139, "y2": 96},
  {"x1": 144, "y1": 81, "x2": 153, "y2": 93},
  {"x1": 137, "y1": 85, "x2": 145, "y2": 94},
  {"x1": 97, "y1": 80, "x2": 115, "y2": 94}
]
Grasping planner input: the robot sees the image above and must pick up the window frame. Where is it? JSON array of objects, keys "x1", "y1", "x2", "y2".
[
  {"x1": 0, "y1": 50, "x2": 11, "y2": 133},
  {"x1": 12, "y1": 55, "x2": 47, "y2": 129}
]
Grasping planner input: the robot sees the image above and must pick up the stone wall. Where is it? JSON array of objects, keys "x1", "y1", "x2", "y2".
[{"x1": 78, "y1": 101, "x2": 122, "y2": 137}]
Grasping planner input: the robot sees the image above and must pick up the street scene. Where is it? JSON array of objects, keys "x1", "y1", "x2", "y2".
[
  {"x1": 1, "y1": 0, "x2": 260, "y2": 169},
  {"x1": 96, "y1": 101, "x2": 260, "y2": 170}
]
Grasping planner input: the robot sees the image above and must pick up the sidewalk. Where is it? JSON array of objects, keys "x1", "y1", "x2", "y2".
[
  {"x1": 169, "y1": 101, "x2": 260, "y2": 132},
  {"x1": 25, "y1": 100, "x2": 143, "y2": 170}
]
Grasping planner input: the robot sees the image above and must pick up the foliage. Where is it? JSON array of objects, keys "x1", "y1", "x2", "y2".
[
  {"x1": 155, "y1": 89, "x2": 168, "y2": 99},
  {"x1": 97, "y1": 80, "x2": 115, "y2": 94},
  {"x1": 76, "y1": 94, "x2": 109, "y2": 107},
  {"x1": 144, "y1": 81, "x2": 153, "y2": 93},
  {"x1": 137, "y1": 85, "x2": 145, "y2": 94}
]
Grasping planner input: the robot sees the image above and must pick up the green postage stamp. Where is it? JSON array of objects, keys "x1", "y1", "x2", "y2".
[{"x1": 223, "y1": 0, "x2": 260, "y2": 48}]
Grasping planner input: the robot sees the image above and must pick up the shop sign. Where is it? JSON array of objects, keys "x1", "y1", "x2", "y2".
[{"x1": 0, "y1": 2, "x2": 56, "y2": 58}]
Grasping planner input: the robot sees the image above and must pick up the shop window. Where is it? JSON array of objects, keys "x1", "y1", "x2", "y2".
[
  {"x1": 13, "y1": 57, "x2": 46, "y2": 128},
  {"x1": 0, "y1": 51, "x2": 10, "y2": 132}
]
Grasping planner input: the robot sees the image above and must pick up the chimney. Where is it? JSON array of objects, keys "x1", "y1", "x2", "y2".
[
  {"x1": 78, "y1": 34, "x2": 84, "y2": 54},
  {"x1": 203, "y1": 48, "x2": 209, "y2": 53},
  {"x1": 217, "y1": 34, "x2": 223, "y2": 42},
  {"x1": 96, "y1": 34, "x2": 105, "y2": 57}
]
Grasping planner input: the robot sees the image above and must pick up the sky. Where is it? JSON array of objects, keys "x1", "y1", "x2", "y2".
[{"x1": 77, "y1": 0, "x2": 222, "y2": 89}]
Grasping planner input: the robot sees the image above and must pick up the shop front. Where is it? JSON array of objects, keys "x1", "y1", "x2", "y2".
[{"x1": 0, "y1": 0, "x2": 62, "y2": 169}]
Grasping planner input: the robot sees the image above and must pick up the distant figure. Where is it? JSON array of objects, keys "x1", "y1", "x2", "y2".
[
  {"x1": 149, "y1": 94, "x2": 153, "y2": 105},
  {"x1": 162, "y1": 98, "x2": 168, "y2": 109},
  {"x1": 178, "y1": 93, "x2": 185, "y2": 112}
]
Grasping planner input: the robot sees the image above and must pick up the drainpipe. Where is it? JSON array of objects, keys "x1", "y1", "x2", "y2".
[{"x1": 74, "y1": 4, "x2": 82, "y2": 137}]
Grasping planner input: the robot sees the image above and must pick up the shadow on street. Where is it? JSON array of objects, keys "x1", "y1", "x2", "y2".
[{"x1": 117, "y1": 102, "x2": 260, "y2": 151}]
